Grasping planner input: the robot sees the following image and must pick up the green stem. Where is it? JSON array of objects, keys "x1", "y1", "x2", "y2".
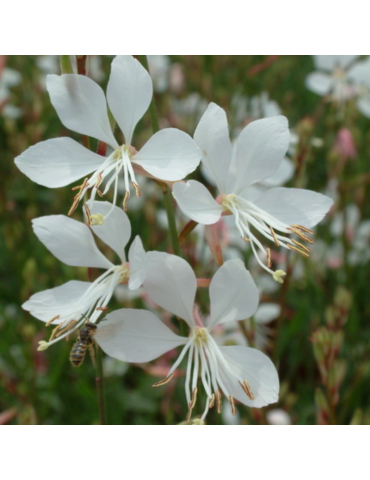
[
  {"x1": 95, "y1": 345, "x2": 107, "y2": 425},
  {"x1": 139, "y1": 55, "x2": 181, "y2": 257},
  {"x1": 59, "y1": 55, "x2": 74, "y2": 74}
]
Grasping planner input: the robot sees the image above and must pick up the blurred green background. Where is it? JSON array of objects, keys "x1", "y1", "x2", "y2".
[{"x1": 1, "y1": 55, "x2": 369, "y2": 425}]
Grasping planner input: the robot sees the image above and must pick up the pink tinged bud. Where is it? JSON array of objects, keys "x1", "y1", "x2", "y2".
[
  {"x1": 334, "y1": 128, "x2": 357, "y2": 161},
  {"x1": 169, "y1": 63, "x2": 185, "y2": 95},
  {"x1": 205, "y1": 222, "x2": 224, "y2": 266}
]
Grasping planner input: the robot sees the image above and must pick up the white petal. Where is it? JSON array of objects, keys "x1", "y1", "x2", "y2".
[
  {"x1": 357, "y1": 95, "x2": 370, "y2": 118},
  {"x1": 87, "y1": 201, "x2": 131, "y2": 263},
  {"x1": 306, "y1": 72, "x2": 333, "y2": 96},
  {"x1": 219, "y1": 346, "x2": 279, "y2": 408},
  {"x1": 128, "y1": 236, "x2": 147, "y2": 290},
  {"x1": 144, "y1": 252, "x2": 196, "y2": 327},
  {"x1": 254, "y1": 303, "x2": 281, "y2": 324},
  {"x1": 233, "y1": 116, "x2": 290, "y2": 193},
  {"x1": 173, "y1": 180, "x2": 223, "y2": 225},
  {"x1": 254, "y1": 187, "x2": 334, "y2": 228},
  {"x1": 348, "y1": 60, "x2": 370, "y2": 89},
  {"x1": 261, "y1": 157, "x2": 294, "y2": 187},
  {"x1": 208, "y1": 259, "x2": 259, "y2": 329},
  {"x1": 194, "y1": 102, "x2": 232, "y2": 193},
  {"x1": 32, "y1": 215, "x2": 113, "y2": 269},
  {"x1": 95, "y1": 308, "x2": 186, "y2": 362},
  {"x1": 106, "y1": 55, "x2": 152, "y2": 145},
  {"x1": 46, "y1": 74, "x2": 118, "y2": 148},
  {"x1": 133, "y1": 128, "x2": 201, "y2": 181},
  {"x1": 14, "y1": 138, "x2": 104, "y2": 188},
  {"x1": 22, "y1": 280, "x2": 91, "y2": 323},
  {"x1": 314, "y1": 55, "x2": 359, "y2": 72}
]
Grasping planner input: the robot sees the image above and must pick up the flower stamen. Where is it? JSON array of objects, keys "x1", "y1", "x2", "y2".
[{"x1": 152, "y1": 372, "x2": 175, "y2": 388}]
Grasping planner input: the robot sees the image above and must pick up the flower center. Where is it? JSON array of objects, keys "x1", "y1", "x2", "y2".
[
  {"x1": 68, "y1": 144, "x2": 141, "y2": 221},
  {"x1": 221, "y1": 193, "x2": 313, "y2": 283},
  {"x1": 193, "y1": 327, "x2": 208, "y2": 346}
]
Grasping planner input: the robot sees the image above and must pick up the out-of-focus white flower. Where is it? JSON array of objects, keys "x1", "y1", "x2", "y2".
[
  {"x1": 306, "y1": 55, "x2": 359, "y2": 103},
  {"x1": 266, "y1": 408, "x2": 291, "y2": 425},
  {"x1": 95, "y1": 256, "x2": 279, "y2": 420},
  {"x1": 37, "y1": 55, "x2": 105, "y2": 83},
  {"x1": 0, "y1": 66, "x2": 21, "y2": 118},
  {"x1": 22, "y1": 201, "x2": 148, "y2": 351},
  {"x1": 173, "y1": 103, "x2": 333, "y2": 282},
  {"x1": 15, "y1": 55, "x2": 201, "y2": 219},
  {"x1": 306, "y1": 55, "x2": 370, "y2": 115},
  {"x1": 148, "y1": 55, "x2": 170, "y2": 93},
  {"x1": 347, "y1": 56, "x2": 370, "y2": 117}
]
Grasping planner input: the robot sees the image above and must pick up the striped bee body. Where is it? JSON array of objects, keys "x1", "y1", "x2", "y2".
[{"x1": 70, "y1": 321, "x2": 97, "y2": 367}]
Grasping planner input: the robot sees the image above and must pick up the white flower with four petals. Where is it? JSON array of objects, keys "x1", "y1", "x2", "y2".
[
  {"x1": 15, "y1": 55, "x2": 201, "y2": 220},
  {"x1": 23, "y1": 201, "x2": 147, "y2": 350},
  {"x1": 95, "y1": 254, "x2": 279, "y2": 420},
  {"x1": 173, "y1": 103, "x2": 333, "y2": 282}
]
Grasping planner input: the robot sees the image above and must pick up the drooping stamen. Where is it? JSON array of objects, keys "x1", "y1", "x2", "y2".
[
  {"x1": 123, "y1": 191, "x2": 130, "y2": 212},
  {"x1": 229, "y1": 395, "x2": 236, "y2": 416},
  {"x1": 266, "y1": 248, "x2": 272, "y2": 268},
  {"x1": 152, "y1": 372, "x2": 175, "y2": 388},
  {"x1": 239, "y1": 380, "x2": 254, "y2": 400},
  {"x1": 215, "y1": 390, "x2": 222, "y2": 414},
  {"x1": 270, "y1": 226, "x2": 280, "y2": 246},
  {"x1": 45, "y1": 314, "x2": 60, "y2": 328},
  {"x1": 221, "y1": 194, "x2": 315, "y2": 280},
  {"x1": 69, "y1": 178, "x2": 89, "y2": 215}
]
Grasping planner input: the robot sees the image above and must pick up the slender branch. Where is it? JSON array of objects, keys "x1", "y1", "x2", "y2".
[
  {"x1": 95, "y1": 345, "x2": 107, "y2": 425},
  {"x1": 139, "y1": 55, "x2": 181, "y2": 257},
  {"x1": 59, "y1": 55, "x2": 74, "y2": 74}
]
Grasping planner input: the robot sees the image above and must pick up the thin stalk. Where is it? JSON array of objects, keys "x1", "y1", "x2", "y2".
[
  {"x1": 139, "y1": 55, "x2": 181, "y2": 257},
  {"x1": 59, "y1": 55, "x2": 74, "y2": 74},
  {"x1": 95, "y1": 345, "x2": 107, "y2": 425}
]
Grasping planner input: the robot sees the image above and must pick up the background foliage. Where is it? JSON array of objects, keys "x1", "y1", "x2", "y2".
[{"x1": 1, "y1": 55, "x2": 369, "y2": 425}]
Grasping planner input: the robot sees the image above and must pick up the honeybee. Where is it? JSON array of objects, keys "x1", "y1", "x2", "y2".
[{"x1": 69, "y1": 321, "x2": 97, "y2": 367}]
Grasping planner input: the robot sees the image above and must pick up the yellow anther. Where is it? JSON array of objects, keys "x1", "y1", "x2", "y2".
[
  {"x1": 123, "y1": 191, "x2": 130, "y2": 212},
  {"x1": 273, "y1": 270, "x2": 286, "y2": 284},
  {"x1": 132, "y1": 182, "x2": 142, "y2": 198},
  {"x1": 209, "y1": 393, "x2": 215, "y2": 409},
  {"x1": 215, "y1": 390, "x2": 222, "y2": 414},
  {"x1": 266, "y1": 248, "x2": 272, "y2": 268},
  {"x1": 45, "y1": 314, "x2": 60, "y2": 328},
  {"x1": 190, "y1": 387, "x2": 198, "y2": 409},
  {"x1": 270, "y1": 226, "x2": 280, "y2": 246},
  {"x1": 240, "y1": 380, "x2": 254, "y2": 400},
  {"x1": 229, "y1": 395, "x2": 236, "y2": 416},
  {"x1": 287, "y1": 244, "x2": 310, "y2": 258}
]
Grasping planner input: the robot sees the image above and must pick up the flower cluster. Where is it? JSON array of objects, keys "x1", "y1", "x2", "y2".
[{"x1": 16, "y1": 55, "x2": 333, "y2": 423}]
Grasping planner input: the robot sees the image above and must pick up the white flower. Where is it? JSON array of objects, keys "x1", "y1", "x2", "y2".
[
  {"x1": 173, "y1": 103, "x2": 333, "y2": 282},
  {"x1": 347, "y1": 57, "x2": 370, "y2": 117},
  {"x1": 306, "y1": 55, "x2": 360, "y2": 105},
  {"x1": 22, "y1": 201, "x2": 147, "y2": 351},
  {"x1": 266, "y1": 408, "x2": 291, "y2": 425},
  {"x1": 15, "y1": 55, "x2": 201, "y2": 218},
  {"x1": 147, "y1": 55, "x2": 170, "y2": 93},
  {"x1": 94, "y1": 255, "x2": 279, "y2": 420},
  {"x1": 0, "y1": 66, "x2": 22, "y2": 119}
]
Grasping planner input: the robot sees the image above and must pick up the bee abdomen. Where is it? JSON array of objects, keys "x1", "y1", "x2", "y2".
[{"x1": 70, "y1": 341, "x2": 88, "y2": 367}]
